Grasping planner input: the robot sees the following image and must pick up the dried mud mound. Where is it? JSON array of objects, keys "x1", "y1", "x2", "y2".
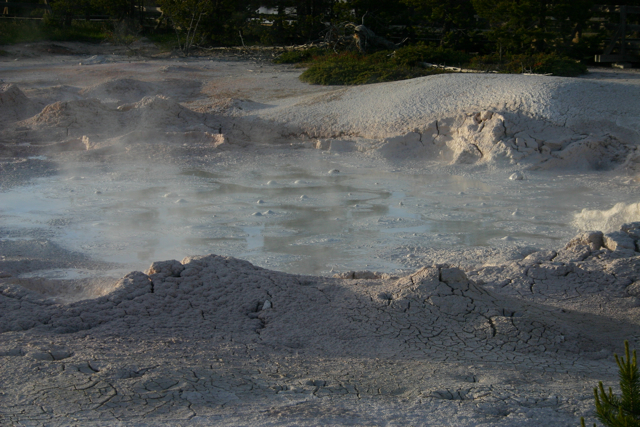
[
  {"x1": 79, "y1": 78, "x2": 202, "y2": 104},
  {"x1": 80, "y1": 78, "x2": 160, "y2": 104},
  {"x1": 1, "y1": 246, "x2": 631, "y2": 362},
  {"x1": 14, "y1": 95, "x2": 219, "y2": 142},
  {"x1": 475, "y1": 223, "x2": 640, "y2": 321},
  {"x1": 0, "y1": 84, "x2": 40, "y2": 124},
  {"x1": 4, "y1": 73, "x2": 640, "y2": 172},
  {"x1": 250, "y1": 74, "x2": 640, "y2": 171}
]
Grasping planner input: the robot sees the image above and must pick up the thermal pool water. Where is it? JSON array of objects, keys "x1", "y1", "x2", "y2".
[{"x1": 3, "y1": 150, "x2": 640, "y2": 281}]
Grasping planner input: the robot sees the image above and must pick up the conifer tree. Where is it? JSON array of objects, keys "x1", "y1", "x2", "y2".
[{"x1": 582, "y1": 341, "x2": 640, "y2": 427}]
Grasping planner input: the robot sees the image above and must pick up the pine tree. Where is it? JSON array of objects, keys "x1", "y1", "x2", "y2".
[{"x1": 582, "y1": 341, "x2": 640, "y2": 427}]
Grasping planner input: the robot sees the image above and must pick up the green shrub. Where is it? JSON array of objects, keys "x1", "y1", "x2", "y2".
[
  {"x1": 0, "y1": 20, "x2": 42, "y2": 44},
  {"x1": 528, "y1": 54, "x2": 588, "y2": 77},
  {"x1": 274, "y1": 47, "x2": 328, "y2": 64},
  {"x1": 581, "y1": 340, "x2": 640, "y2": 427},
  {"x1": 299, "y1": 51, "x2": 446, "y2": 85},
  {"x1": 391, "y1": 44, "x2": 471, "y2": 68},
  {"x1": 0, "y1": 19, "x2": 107, "y2": 45},
  {"x1": 469, "y1": 53, "x2": 587, "y2": 77},
  {"x1": 292, "y1": 43, "x2": 586, "y2": 86}
]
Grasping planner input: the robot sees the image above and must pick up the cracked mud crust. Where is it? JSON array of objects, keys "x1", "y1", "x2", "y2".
[
  {"x1": 2, "y1": 228, "x2": 640, "y2": 426},
  {"x1": 2, "y1": 43, "x2": 640, "y2": 426}
]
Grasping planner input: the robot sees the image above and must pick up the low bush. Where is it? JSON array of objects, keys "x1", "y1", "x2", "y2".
[
  {"x1": 469, "y1": 53, "x2": 588, "y2": 77},
  {"x1": 274, "y1": 47, "x2": 328, "y2": 64},
  {"x1": 391, "y1": 44, "x2": 471, "y2": 68},
  {"x1": 0, "y1": 19, "x2": 107, "y2": 45},
  {"x1": 291, "y1": 44, "x2": 586, "y2": 86},
  {"x1": 299, "y1": 51, "x2": 446, "y2": 85}
]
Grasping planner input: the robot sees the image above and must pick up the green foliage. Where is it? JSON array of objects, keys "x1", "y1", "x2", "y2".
[
  {"x1": 273, "y1": 47, "x2": 328, "y2": 64},
  {"x1": 295, "y1": 46, "x2": 584, "y2": 86},
  {"x1": 299, "y1": 51, "x2": 446, "y2": 85},
  {"x1": 391, "y1": 43, "x2": 471, "y2": 67},
  {"x1": 0, "y1": 0, "x2": 623, "y2": 62},
  {"x1": 145, "y1": 32, "x2": 179, "y2": 52},
  {"x1": 0, "y1": 19, "x2": 107, "y2": 45},
  {"x1": 103, "y1": 20, "x2": 141, "y2": 46},
  {"x1": 469, "y1": 53, "x2": 587, "y2": 77},
  {"x1": 401, "y1": 0, "x2": 477, "y2": 48},
  {"x1": 582, "y1": 341, "x2": 640, "y2": 427},
  {"x1": 472, "y1": 0, "x2": 597, "y2": 56},
  {"x1": 156, "y1": 0, "x2": 211, "y2": 54},
  {"x1": 0, "y1": 20, "x2": 41, "y2": 44}
]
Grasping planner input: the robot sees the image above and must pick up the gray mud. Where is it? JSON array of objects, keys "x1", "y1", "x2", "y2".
[{"x1": 1, "y1": 43, "x2": 640, "y2": 426}]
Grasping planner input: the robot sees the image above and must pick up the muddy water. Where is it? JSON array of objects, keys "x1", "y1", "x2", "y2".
[{"x1": 2, "y1": 151, "x2": 639, "y2": 277}]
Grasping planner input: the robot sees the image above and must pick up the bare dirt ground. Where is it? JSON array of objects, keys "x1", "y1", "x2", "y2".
[{"x1": 2, "y1": 42, "x2": 640, "y2": 426}]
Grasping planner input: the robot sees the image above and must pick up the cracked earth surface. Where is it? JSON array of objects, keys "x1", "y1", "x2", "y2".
[{"x1": 2, "y1": 42, "x2": 640, "y2": 426}]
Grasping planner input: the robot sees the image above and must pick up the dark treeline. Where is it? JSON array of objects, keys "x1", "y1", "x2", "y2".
[{"x1": 11, "y1": 0, "x2": 640, "y2": 60}]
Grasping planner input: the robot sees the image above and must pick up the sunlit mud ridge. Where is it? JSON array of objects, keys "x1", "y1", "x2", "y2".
[
  {"x1": 2, "y1": 71, "x2": 640, "y2": 171},
  {"x1": 2, "y1": 223, "x2": 640, "y2": 425}
]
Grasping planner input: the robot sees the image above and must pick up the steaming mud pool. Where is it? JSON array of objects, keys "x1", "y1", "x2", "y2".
[
  {"x1": 2, "y1": 42, "x2": 640, "y2": 427},
  {"x1": 4, "y1": 151, "x2": 640, "y2": 281}
]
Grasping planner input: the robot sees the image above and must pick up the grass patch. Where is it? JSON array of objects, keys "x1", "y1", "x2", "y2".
[
  {"x1": 0, "y1": 19, "x2": 108, "y2": 45},
  {"x1": 44, "y1": 20, "x2": 108, "y2": 43},
  {"x1": 145, "y1": 32, "x2": 178, "y2": 52}
]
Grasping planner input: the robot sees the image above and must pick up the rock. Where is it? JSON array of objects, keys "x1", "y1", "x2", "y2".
[
  {"x1": 315, "y1": 139, "x2": 331, "y2": 150},
  {"x1": 28, "y1": 351, "x2": 54, "y2": 361},
  {"x1": 621, "y1": 222, "x2": 640, "y2": 239},
  {"x1": 565, "y1": 231, "x2": 603, "y2": 251},
  {"x1": 377, "y1": 132, "x2": 425, "y2": 158},
  {"x1": 522, "y1": 250, "x2": 557, "y2": 265},
  {"x1": 50, "y1": 349, "x2": 73, "y2": 360},
  {"x1": 440, "y1": 267, "x2": 468, "y2": 285},
  {"x1": 263, "y1": 300, "x2": 272, "y2": 309},
  {"x1": 554, "y1": 245, "x2": 591, "y2": 263},
  {"x1": 603, "y1": 231, "x2": 636, "y2": 251},
  {"x1": 146, "y1": 260, "x2": 185, "y2": 278},
  {"x1": 626, "y1": 282, "x2": 640, "y2": 297},
  {"x1": 509, "y1": 172, "x2": 524, "y2": 181}
]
